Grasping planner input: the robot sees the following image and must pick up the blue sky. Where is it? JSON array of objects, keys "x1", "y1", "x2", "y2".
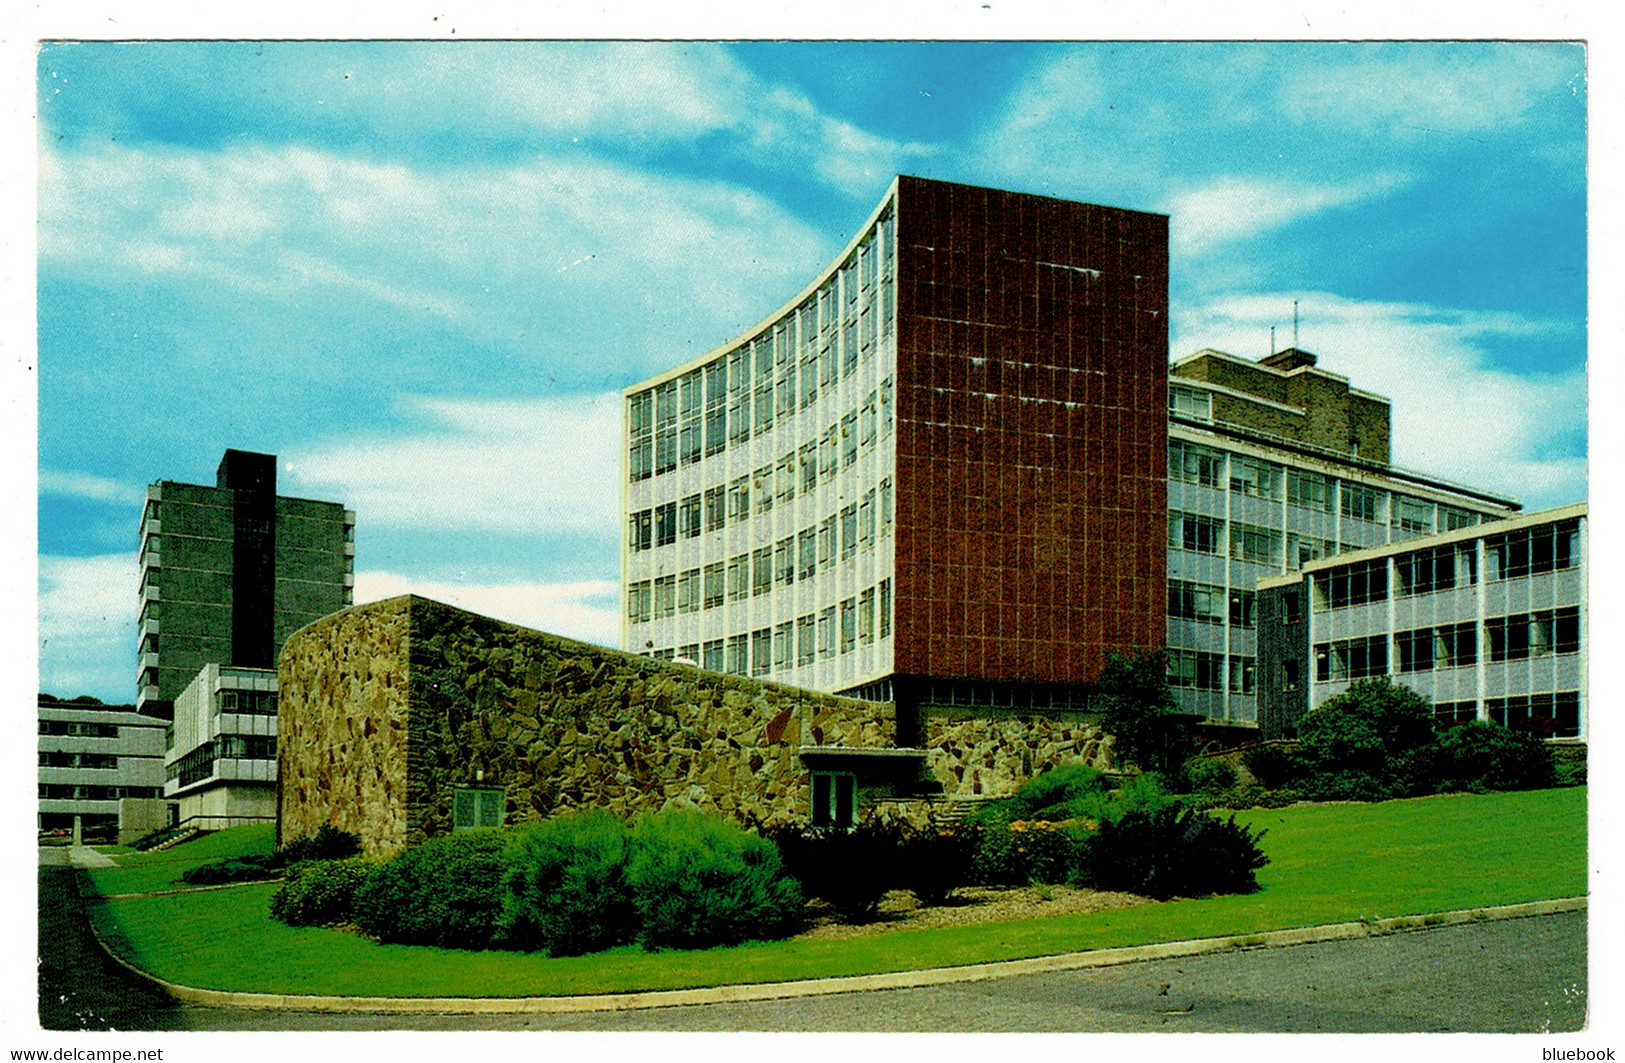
[{"x1": 35, "y1": 40, "x2": 1588, "y2": 704}]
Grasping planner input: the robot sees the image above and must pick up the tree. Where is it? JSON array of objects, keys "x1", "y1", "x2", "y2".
[
  {"x1": 1094, "y1": 651, "x2": 1194, "y2": 775},
  {"x1": 1293, "y1": 677, "x2": 1438, "y2": 800}
]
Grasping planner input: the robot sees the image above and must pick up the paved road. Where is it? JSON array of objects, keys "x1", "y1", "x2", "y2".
[{"x1": 40, "y1": 859, "x2": 1586, "y2": 1033}]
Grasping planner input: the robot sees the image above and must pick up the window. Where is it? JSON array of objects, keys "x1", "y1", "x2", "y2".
[
  {"x1": 774, "y1": 538, "x2": 795, "y2": 588},
  {"x1": 1280, "y1": 592, "x2": 1303, "y2": 625},
  {"x1": 1168, "y1": 385, "x2": 1212, "y2": 422},
  {"x1": 839, "y1": 598, "x2": 857, "y2": 653},
  {"x1": 628, "y1": 391, "x2": 654, "y2": 482},
  {"x1": 810, "y1": 771, "x2": 856, "y2": 828},
  {"x1": 819, "y1": 425, "x2": 839, "y2": 480},
  {"x1": 1229, "y1": 590, "x2": 1256, "y2": 629},
  {"x1": 879, "y1": 478, "x2": 893, "y2": 537},
  {"x1": 1314, "y1": 637, "x2": 1388, "y2": 681},
  {"x1": 754, "y1": 465, "x2": 774, "y2": 516},
  {"x1": 797, "y1": 615, "x2": 816, "y2": 667},
  {"x1": 702, "y1": 563, "x2": 725, "y2": 609},
  {"x1": 1391, "y1": 497, "x2": 1433, "y2": 535},
  {"x1": 1340, "y1": 483, "x2": 1380, "y2": 523},
  {"x1": 859, "y1": 393, "x2": 877, "y2": 452},
  {"x1": 1396, "y1": 622, "x2": 1477, "y2": 672},
  {"x1": 773, "y1": 622, "x2": 793, "y2": 672},
  {"x1": 678, "y1": 643, "x2": 700, "y2": 664},
  {"x1": 858, "y1": 587, "x2": 876, "y2": 646},
  {"x1": 776, "y1": 453, "x2": 796, "y2": 505},
  {"x1": 799, "y1": 442, "x2": 818, "y2": 494},
  {"x1": 1168, "y1": 511, "x2": 1222, "y2": 555},
  {"x1": 677, "y1": 569, "x2": 701, "y2": 614},
  {"x1": 728, "y1": 477, "x2": 750, "y2": 524},
  {"x1": 840, "y1": 504, "x2": 859, "y2": 560},
  {"x1": 798, "y1": 528, "x2": 818, "y2": 580},
  {"x1": 1287, "y1": 533, "x2": 1333, "y2": 569},
  {"x1": 726, "y1": 634, "x2": 749, "y2": 676},
  {"x1": 627, "y1": 581, "x2": 652, "y2": 623},
  {"x1": 1396, "y1": 545, "x2": 1474, "y2": 596},
  {"x1": 654, "y1": 502, "x2": 677, "y2": 547},
  {"x1": 1440, "y1": 507, "x2": 1478, "y2": 532},
  {"x1": 1168, "y1": 440, "x2": 1223, "y2": 487},
  {"x1": 1230, "y1": 456, "x2": 1281, "y2": 500},
  {"x1": 704, "y1": 486, "x2": 727, "y2": 533},
  {"x1": 453, "y1": 787, "x2": 505, "y2": 831},
  {"x1": 1287, "y1": 470, "x2": 1333, "y2": 512},
  {"x1": 880, "y1": 377, "x2": 893, "y2": 436},
  {"x1": 704, "y1": 359, "x2": 728, "y2": 457},
  {"x1": 727, "y1": 555, "x2": 749, "y2": 604},
  {"x1": 679, "y1": 494, "x2": 702, "y2": 539},
  {"x1": 1486, "y1": 520, "x2": 1581, "y2": 580},
  {"x1": 879, "y1": 579, "x2": 892, "y2": 639},
  {"x1": 1282, "y1": 659, "x2": 1301, "y2": 692},
  {"x1": 1229, "y1": 656, "x2": 1256, "y2": 695},
  {"x1": 752, "y1": 547, "x2": 773, "y2": 597},
  {"x1": 858, "y1": 490, "x2": 876, "y2": 548},
  {"x1": 628, "y1": 509, "x2": 652, "y2": 553},
  {"x1": 653, "y1": 575, "x2": 676, "y2": 619},
  {"x1": 1168, "y1": 579, "x2": 1225, "y2": 625},
  {"x1": 702, "y1": 639, "x2": 723, "y2": 671},
  {"x1": 841, "y1": 411, "x2": 859, "y2": 468},
  {"x1": 1487, "y1": 607, "x2": 1580, "y2": 661},
  {"x1": 679, "y1": 370, "x2": 703, "y2": 467},
  {"x1": 1434, "y1": 701, "x2": 1478, "y2": 729},
  {"x1": 653, "y1": 380, "x2": 678, "y2": 476},
  {"x1": 1229, "y1": 523, "x2": 1280, "y2": 566},
  {"x1": 818, "y1": 606, "x2": 836, "y2": 659},
  {"x1": 819, "y1": 516, "x2": 837, "y2": 570},
  {"x1": 1486, "y1": 692, "x2": 1580, "y2": 739},
  {"x1": 751, "y1": 628, "x2": 772, "y2": 677},
  {"x1": 1314, "y1": 559, "x2": 1389, "y2": 610},
  {"x1": 1167, "y1": 650, "x2": 1223, "y2": 690}
]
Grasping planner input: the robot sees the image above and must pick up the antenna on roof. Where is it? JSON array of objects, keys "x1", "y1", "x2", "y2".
[{"x1": 1293, "y1": 300, "x2": 1299, "y2": 350}]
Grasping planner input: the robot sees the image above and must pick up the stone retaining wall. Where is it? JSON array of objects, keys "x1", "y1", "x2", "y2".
[{"x1": 922, "y1": 708, "x2": 1112, "y2": 799}]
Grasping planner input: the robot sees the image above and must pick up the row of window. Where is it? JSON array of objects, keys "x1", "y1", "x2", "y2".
[
  {"x1": 1168, "y1": 439, "x2": 1480, "y2": 531},
  {"x1": 1311, "y1": 522, "x2": 1581, "y2": 611},
  {"x1": 628, "y1": 428, "x2": 894, "y2": 552},
  {"x1": 1167, "y1": 650, "x2": 1256, "y2": 694},
  {"x1": 629, "y1": 213, "x2": 896, "y2": 482},
  {"x1": 1167, "y1": 580, "x2": 1256, "y2": 628},
  {"x1": 1314, "y1": 608, "x2": 1581, "y2": 680},
  {"x1": 166, "y1": 735, "x2": 278, "y2": 787},
  {"x1": 38, "y1": 721, "x2": 122, "y2": 738},
  {"x1": 629, "y1": 495, "x2": 892, "y2": 622},
  {"x1": 645, "y1": 580, "x2": 893, "y2": 675},
  {"x1": 218, "y1": 689, "x2": 278, "y2": 715},
  {"x1": 38, "y1": 752, "x2": 122, "y2": 770},
  {"x1": 1433, "y1": 693, "x2": 1581, "y2": 739},
  {"x1": 1167, "y1": 511, "x2": 1291, "y2": 565},
  {"x1": 39, "y1": 785, "x2": 163, "y2": 801}
]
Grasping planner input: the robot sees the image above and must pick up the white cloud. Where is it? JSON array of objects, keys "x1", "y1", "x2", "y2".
[
  {"x1": 1281, "y1": 45, "x2": 1580, "y2": 135},
  {"x1": 1164, "y1": 173, "x2": 1410, "y2": 258},
  {"x1": 354, "y1": 571, "x2": 619, "y2": 649},
  {"x1": 38, "y1": 469, "x2": 143, "y2": 504},
  {"x1": 282, "y1": 391, "x2": 621, "y2": 537},
  {"x1": 1172, "y1": 292, "x2": 1586, "y2": 510},
  {"x1": 38, "y1": 554, "x2": 137, "y2": 703}
]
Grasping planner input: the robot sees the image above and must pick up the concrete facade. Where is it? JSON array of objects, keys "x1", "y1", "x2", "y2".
[
  {"x1": 1255, "y1": 503, "x2": 1586, "y2": 741},
  {"x1": 165, "y1": 664, "x2": 281, "y2": 829},
  {"x1": 277, "y1": 596, "x2": 1113, "y2": 854},
  {"x1": 37, "y1": 699, "x2": 166, "y2": 839},
  {"x1": 137, "y1": 449, "x2": 354, "y2": 717}
]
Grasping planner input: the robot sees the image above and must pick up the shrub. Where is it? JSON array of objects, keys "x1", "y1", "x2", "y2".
[
  {"x1": 270, "y1": 857, "x2": 371, "y2": 927},
  {"x1": 763, "y1": 820, "x2": 902, "y2": 921},
  {"x1": 132, "y1": 826, "x2": 185, "y2": 852},
  {"x1": 500, "y1": 810, "x2": 635, "y2": 956},
  {"x1": 1079, "y1": 807, "x2": 1269, "y2": 900},
  {"x1": 967, "y1": 809, "x2": 1085, "y2": 886},
  {"x1": 1434, "y1": 721, "x2": 1558, "y2": 793},
  {"x1": 1294, "y1": 678, "x2": 1438, "y2": 800},
  {"x1": 896, "y1": 823, "x2": 981, "y2": 905},
  {"x1": 277, "y1": 824, "x2": 361, "y2": 866},
  {"x1": 354, "y1": 830, "x2": 509, "y2": 950},
  {"x1": 627, "y1": 809, "x2": 802, "y2": 950},
  {"x1": 1180, "y1": 757, "x2": 1238, "y2": 795},
  {"x1": 1555, "y1": 758, "x2": 1587, "y2": 787},
  {"x1": 179, "y1": 855, "x2": 278, "y2": 885},
  {"x1": 1002, "y1": 763, "x2": 1114, "y2": 820},
  {"x1": 1242, "y1": 744, "x2": 1298, "y2": 790}
]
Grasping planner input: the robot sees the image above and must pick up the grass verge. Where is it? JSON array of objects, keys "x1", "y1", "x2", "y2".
[
  {"x1": 83, "y1": 825, "x2": 275, "y2": 897},
  {"x1": 87, "y1": 787, "x2": 1584, "y2": 998}
]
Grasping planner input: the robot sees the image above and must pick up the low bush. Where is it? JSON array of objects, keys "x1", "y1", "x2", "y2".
[
  {"x1": 967, "y1": 809, "x2": 1085, "y2": 886},
  {"x1": 277, "y1": 824, "x2": 361, "y2": 865},
  {"x1": 500, "y1": 810, "x2": 634, "y2": 956},
  {"x1": 132, "y1": 826, "x2": 185, "y2": 852},
  {"x1": 764, "y1": 820, "x2": 902, "y2": 921},
  {"x1": 1241, "y1": 744, "x2": 1299, "y2": 790},
  {"x1": 1079, "y1": 807, "x2": 1269, "y2": 900},
  {"x1": 896, "y1": 823, "x2": 981, "y2": 905},
  {"x1": 353, "y1": 831, "x2": 509, "y2": 950},
  {"x1": 1434, "y1": 721, "x2": 1558, "y2": 793},
  {"x1": 1555, "y1": 758, "x2": 1587, "y2": 787},
  {"x1": 1180, "y1": 757, "x2": 1238, "y2": 795},
  {"x1": 179, "y1": 855, "x2": 279, "y2": 886},
  {"x1": 628, "y1": 809, "x2": 802, "y2": 950},
  {"x1": 999, "y1": 763, "x2": 1114, "y2": 820},
  {"x1": 269, "y1": 857, "x2": 371, "y2": 927}
]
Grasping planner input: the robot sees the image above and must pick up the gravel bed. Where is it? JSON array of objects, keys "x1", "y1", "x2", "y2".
[{"x1": 795, "y1": 885, "x2": 1154, "y2": 940}]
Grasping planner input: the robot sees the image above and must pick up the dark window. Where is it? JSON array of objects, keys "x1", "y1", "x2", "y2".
[{"x1": 453, "y1": 787, "x2": 505, "y2": 830}]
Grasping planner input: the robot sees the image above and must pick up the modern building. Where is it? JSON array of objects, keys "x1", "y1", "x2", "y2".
[
  {"x1": 1161, "y1": 348, "x2": 1520, "y2": 724},
  {"x1": 622, "y1": 175, "x2": 1170, "y2": 742},
  {"x1": 38, "y1": 696, "x2": 166, "y2": 840},
  {"x1": 164, "y1": 664, "x2": 282, "y2": 829},
  {"x1": 620, "y1": 175, "x2": 1536, "y2": 729},
  {"x1": 137, "y1": 449, "x2": 355, "y2": 717},
  {"x1": 1255, "y1": 503, "x2": 1586, "y2": 742}
]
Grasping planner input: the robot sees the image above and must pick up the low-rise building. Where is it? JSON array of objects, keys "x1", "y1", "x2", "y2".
[
  {"x1": 164, "y1": 664, "x2": 280, "y2": 830},
  {"x1": 38, "y1": 697, "x2": 167, "y2": 841},
  {"x1": 1255, "y1": 503, "x2": 1586, "y2": 741}
]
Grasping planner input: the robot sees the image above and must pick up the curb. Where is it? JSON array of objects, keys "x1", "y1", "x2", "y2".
[{"x1": 90, "y1": 893, "x2": 1585, "y2": 1015}]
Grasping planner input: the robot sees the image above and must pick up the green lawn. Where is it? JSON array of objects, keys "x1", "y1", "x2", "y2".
[
  {"x1": 86, "y1": 788, "x2": 1585, "y2": 998},
  {"x1": 83, "y1": 824, "x2": 276, "y2": 897}
]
